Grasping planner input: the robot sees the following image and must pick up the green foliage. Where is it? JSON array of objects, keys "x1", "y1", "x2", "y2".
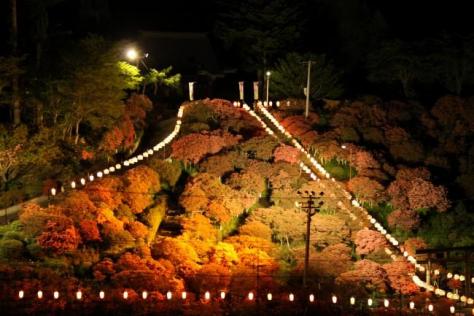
[
  {"x1": 147, "y1": 158, "x2": 182, "y2": 188},
  {"x1": 366, "y1": 203, "x2": 393, "y2": 230},
  {"x1": 117, "y1": 61, "x2": 143, "y2": 89},
  {"x1": 182, "y1": 102, "x2": 217, "y2": 127},
  {"x1": 0, "y1": 239, "x2": 24, "y2": 260},
  {"x1": 219, "y1": 215, "x2": 244, "y2": 240},
  {"x1": 142, "y1": 66, "x2": 181, "y2": 95},
  {"x1": 26, "y1": 241, "x2": 45, "y2": 259},
  {"x1": 270, "y1": 52, "x2": 343, "y2": 100},
  {"x1": 144, "y1": 197, "x2": 167, "y2": 245},
  {"x1": 419, "y1": 202, "x2": 474, "y2": 247},
  {"x1": 57, "y1": 35, "x2": 143, "y2": 142},
  {"x1": 322, "y1": 158, "x2": 354, "y2": 180},
  {"x1": 103, "y1": 228, "x2": 135, "y2": 256},
  {"x1": 40, "y1": 257, "x2": 73, "y2": 275},
  {"x1": 239, "y1": 136, "x2": 279, "y2": 161},
  {"x1": 0, "y1": 220, "x2": 23, "y2": 238}
]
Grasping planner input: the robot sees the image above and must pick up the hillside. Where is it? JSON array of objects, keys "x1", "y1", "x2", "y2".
[{"x1": 0, "y1": 98, "x2": 471, "y2": 315}]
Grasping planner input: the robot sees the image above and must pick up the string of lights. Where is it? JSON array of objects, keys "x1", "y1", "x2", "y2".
[
  {"x1": 6, "y1": 99, "x2": 470, "y2": 310},
  {"x1": 5, "y1": 287, "x2": 463, "y2": 314},
  {"x1": 49, "y1": 104, "x2": 186, "y2": 197},
  {"x1": 250, "y1": 101, "x2": 474, "y2": 303},
  {"x1": 0, "y1": 100, "x2": 471, "y2": 315}
]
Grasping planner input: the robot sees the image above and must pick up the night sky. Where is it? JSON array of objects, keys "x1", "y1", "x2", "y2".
[{"x1": 2, "y1": 0, "x2": 473, "y2": 43}]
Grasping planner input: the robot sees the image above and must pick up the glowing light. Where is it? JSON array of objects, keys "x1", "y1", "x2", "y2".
[
  {"x1": 428, "y1": 304, "x2": 434, "y2": 312},
  {"x1": 71, "y1": 181, "x2": 76, "y2": 189},
  {"x1": 447, "y1": 272, "x2": 453, "y2": 279},
  {"x1": 460, "y1": 275, "x2": 466, "y2": 281},
  {"x1": 97, "y1": 171, "x2": 103, "y2": 178},
  {"x1": 368, "y1": 298, "x2": 373, "y2": 306},
  {"x1": 37, "y1": 290, "x2": 43, "y2": 299},
  {"x1": 450, "y1": 306, "x2": 455, "y2": 314},
  {"x1": 166, "y1": 291, "x2": 172, "y2": 300},
  {"x1": 409, "y1": 302, "x2": 415, "y2": 309},
  {"x1": 76, "y1": 291, "x2": 82, "y2": 300},
  {"x1": 142, "y1": 291, "x2": 148, "y2": 300},
  {"x1": 289, "y1": 293, "x2": 294, "y2": 302},
  {"x1": 18, "y1": 290, "x2": 24, "y2": 299},
  {"x1": 116, "y1": 164, "x2": 121, "y2": 170},
  {"x1": 248, "y1": 292, "x2": 254, "y2": 301},
  {"x1": 181, "y1": 291, "x2": 186, "y2": 300},
  {"x1": 99, "y1": 291, "x2": 105, "y2": 299},
  {"x1": 220, "y1": 291, "x2": 226, "y2": 300},
  {"x1": 80, "y1": 178, "x2": 86, "y2": 185},
  {"x1": 266, "y1": 71, "x2": 271, "y2": 77},
  {"x1": 204, "y1": 291, "x2": 210, "y2": 300},
  {"x1": 126, "y1": 48, "x2": 138, "y2": 61},
  {"x1": 89, "y1": 175, "x2": 94, "y2": 181},
  {"x1": 384, "y1": 299, "x2": 389, "y2": 308},
  {"x1": 54, "y1": 291, "x2": 59, "y2": 299},
  {"x1": 309, "y1": 294, "x2": 314, "y2": 302},
  {"x1": 267, "y1": 293, "x2": 273, "y2": 301},
  {"x1": 332, "y1": 295, "x2": 337, "y2": 304},
  {"x1": 123, "y1": 291, "x2": 128, "y2": 299},
  {"x1": 51, "y1": 188, "x2": 56, "y2": 196}
]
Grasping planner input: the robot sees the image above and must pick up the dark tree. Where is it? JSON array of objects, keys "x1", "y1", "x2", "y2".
[
  {"x1": 270, "y1": 52, "x2": 343, "y2": 100},
  {"x1": 429, "y1": 32, "x2": 474, "y2": 95},
  {"x1": 367, "y1": 39, "x2": 429, "y2": 98},
  {"x1": 214, "y1": 0, "x2": 305, "y2": 77}
]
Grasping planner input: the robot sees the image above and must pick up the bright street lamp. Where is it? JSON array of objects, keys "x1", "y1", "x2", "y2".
[
  {"x1": 126, "y1": 48, "x2": 138, "y2": 61},
  {"x1": 265, "y1": 71, "x2": 271, "y2": 105}
]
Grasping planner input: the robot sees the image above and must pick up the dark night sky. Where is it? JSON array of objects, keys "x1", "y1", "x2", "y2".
[
  {"x1": 107, "y1": 0, "x2": 474, "y2": 36},
  {"x1": 46, "y1": 0, "x2": 474, "y2": 38},
  {"x1": 1, "y1": 0, "x2": 473, "y2": 51}
]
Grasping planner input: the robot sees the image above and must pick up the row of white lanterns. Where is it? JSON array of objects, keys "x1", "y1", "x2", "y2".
[
  {"x1": 256, "y1": 104, "x2": 332, "y2": 180},
  {"x1": 249, "y1": 102, "x2": 474, "y2": 302},
  {"x1": 17, "y1": 289, "x2": 459, "y2": 312},
  {"x1": 50, "y1": 104, "x2": 187, "y2": 197}
]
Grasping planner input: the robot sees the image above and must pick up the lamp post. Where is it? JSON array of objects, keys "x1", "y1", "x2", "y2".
[
  {"x1": 265, "y1": 71, "x2": 271, "y2": 105},
  {"x1": 302, "y1": 60, "x2": 315, "y2": 119},
  {"x1": 341, "y1": 144, "x2": 352, "y2": 180},
  {"x1": 297, "y1": 190, "x2": 324, "y2": 287},
  {"x1": 125, "y1": 47, "x2": 149, "y2": 69}
]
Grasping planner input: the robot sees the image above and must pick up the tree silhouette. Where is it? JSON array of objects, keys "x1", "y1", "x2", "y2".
[
  {"x1": 214, "y1": 0, "x2": 305, "y2": 76},
  {"x1": 270, "y1": 52, "x2": 343, "y2": 100},
  {"x1": 367, "y1": 40, "x2": 428, "y2": 98}
]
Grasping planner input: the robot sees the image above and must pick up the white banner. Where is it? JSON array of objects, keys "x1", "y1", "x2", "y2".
[
  {"x1": 189, "y1": 82, "x2": 195, "y2": 101},
  {"x1": 253, "y1": 82, "x2": 259, "y2": 100}
]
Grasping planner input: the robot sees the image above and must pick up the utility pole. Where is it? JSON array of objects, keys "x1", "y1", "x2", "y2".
[
  {"x1": 265, "y1": 71, "x2": 271, "y2": 105},
  {"x1": 302, "y1": 60, "x2": 315, "y2": 119},
  {"x1": 297, "y1": 190, "x2": 324, "y2": 287}
]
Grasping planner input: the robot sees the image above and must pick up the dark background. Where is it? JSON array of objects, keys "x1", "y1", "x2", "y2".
[{"x1": 1, "y1": 0, "x2": 474, "y2": 99}]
